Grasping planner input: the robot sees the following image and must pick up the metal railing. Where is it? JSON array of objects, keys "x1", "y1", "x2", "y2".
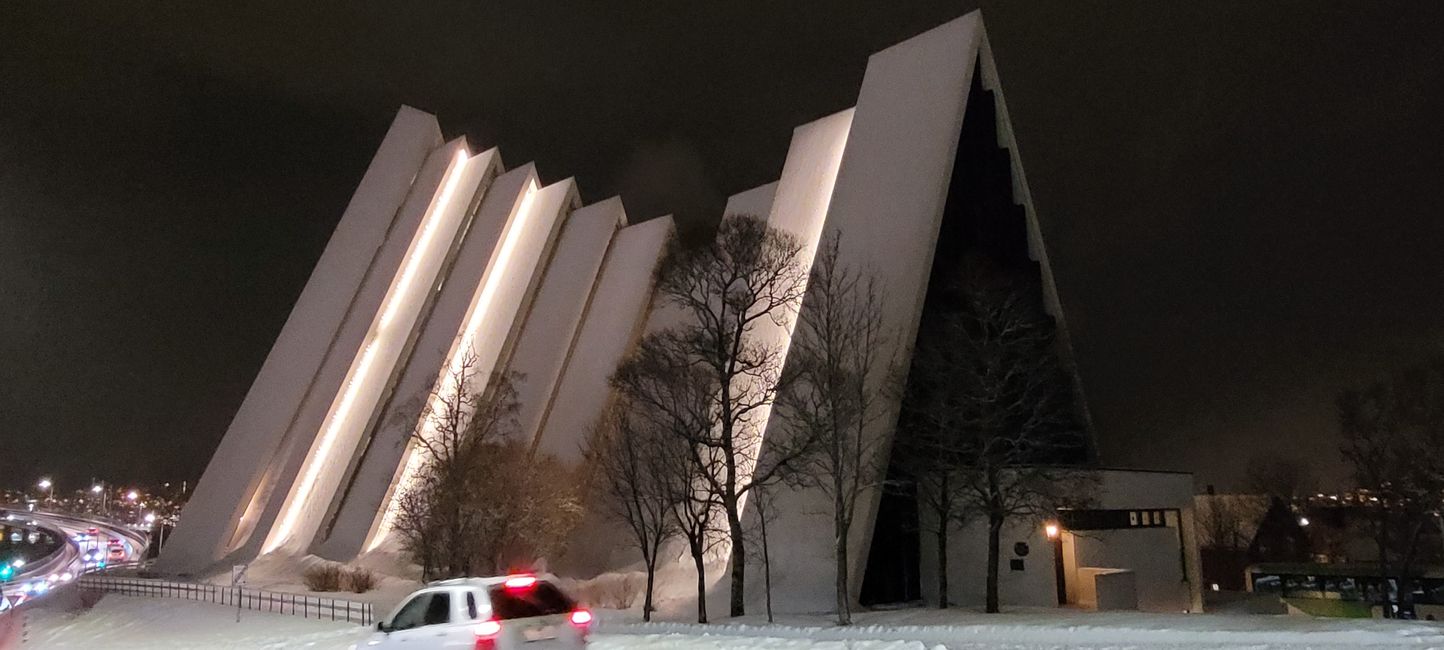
[{"x1": 76, "y1": 576, "x2": 375, "y2": 625}]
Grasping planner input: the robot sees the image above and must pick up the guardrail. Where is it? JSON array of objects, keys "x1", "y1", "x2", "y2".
[{"x1": 76, "y1": 576, "x2": 375, "y2": 626}]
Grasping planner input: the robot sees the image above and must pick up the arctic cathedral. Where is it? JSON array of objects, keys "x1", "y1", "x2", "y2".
[{"x1": 162, "y1": 12, "x2": 1203, "y2": 613}]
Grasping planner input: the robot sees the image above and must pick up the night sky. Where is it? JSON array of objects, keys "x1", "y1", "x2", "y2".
[{"x1": 4, "y1": 2, "x2": 1443, "y2": 492}]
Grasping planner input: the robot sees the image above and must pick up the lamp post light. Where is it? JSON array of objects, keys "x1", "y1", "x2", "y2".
[
  {"x1": 37, "y1": 478, "x2": 53, "y2": 506},
  {"x1": 91, "y1": 483, "x2": 109, "y2": 515}
]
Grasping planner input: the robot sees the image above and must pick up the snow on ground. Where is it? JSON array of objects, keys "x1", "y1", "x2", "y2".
[
  {"x1": 22, "y1": 594, "x2": 365, "y2": 649},
  {"x1": 19, "y1": 591, "x2": 1444, "y2": 649}
]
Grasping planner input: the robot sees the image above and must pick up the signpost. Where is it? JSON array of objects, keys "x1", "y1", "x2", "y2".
[{"x1": 231, "y1": 564, "x2": 248, "y2": 623}]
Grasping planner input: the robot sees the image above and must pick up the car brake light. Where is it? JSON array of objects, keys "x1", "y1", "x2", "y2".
[
  {"x1": 473, "y1": 619, "x2": 501, "y2": 649},
  {"x1": 570, "y1": 609, "x2": 593, "y2": 627},
  {"x1": 503, "y1": 575, "x2": 536, "y2": 590}
]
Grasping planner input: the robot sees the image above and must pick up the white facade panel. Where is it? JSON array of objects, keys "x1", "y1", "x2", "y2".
[
  {"x1": 722, "y1": 181, "x2": 778, "y2": 220},
  {"x1": 160, "y1": 107, "x2": 441, "y2": 574},
  {"x1": 255, "y1": 140, "x2": 489, "y2": 557},
  {"x1": 363, "y1": 165, "x2": 564, "y2": 551},
  {"x1": 309, "y1": 150, "x2": 505, "y2": 560},
  {"x1": 511, "y1": 197, "x2": 625, "y2": 455},
  {"x1": 217, "y1": 138, "x2": 458, "y2": 562},
  {"x1": 534, "y1": 216, "x2": 674, "y2": 465},
  {"x1": 767, "y1": 14, "x2": 985, "y2": 612}
]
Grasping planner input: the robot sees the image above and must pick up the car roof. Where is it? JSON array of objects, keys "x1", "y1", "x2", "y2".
[{"x1": 426, "y1": 575, "x2": 551, "y2": 589}]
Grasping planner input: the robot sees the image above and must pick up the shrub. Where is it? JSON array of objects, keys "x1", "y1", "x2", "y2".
[
  {"x1": 575, "y1": 573, "x2": 641, "y2": 610},
  {"x1": 302, "y1": 564, "x2": 343, "y2": 592},
  {"x1": 342, "y1": 567, "x2": 379, "y2": 593}
]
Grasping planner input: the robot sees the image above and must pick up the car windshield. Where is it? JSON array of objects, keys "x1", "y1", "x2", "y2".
[{"x1": 487, "y1": 582, "x2": 574, "y2": 620}]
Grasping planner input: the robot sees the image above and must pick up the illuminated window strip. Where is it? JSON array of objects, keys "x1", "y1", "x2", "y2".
[
  {"x1": 368, "y1": 179, "x2": 540, "y2": 552},
  {"x1": 263, "y1": 149, "x2": 471, "y2": 554}
]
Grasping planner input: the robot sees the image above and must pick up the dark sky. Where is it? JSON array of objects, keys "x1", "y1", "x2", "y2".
[{"x1": 4, "y1": 2, "x2": 1443, "y2": 492}]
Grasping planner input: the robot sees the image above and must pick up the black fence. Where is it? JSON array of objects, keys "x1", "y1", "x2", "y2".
[{"x1": 76, "y1": 576, "x2": 375, "y2": 625}]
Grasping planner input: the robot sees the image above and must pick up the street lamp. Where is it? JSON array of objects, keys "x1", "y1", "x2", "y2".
[
  {"x1": 125, "y1": 490, "x2": 138, "y2": 502},
  {"x1": 37, "y1": 478, "x2": 53, "y2": 505},
  {"x1": 91, "y1": 483, "x2": 108, "y2": 515}
]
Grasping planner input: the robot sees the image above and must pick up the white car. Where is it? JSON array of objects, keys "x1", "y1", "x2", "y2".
[{"x1": 363, "y1": 575, "x2": 590, "y2": 649}]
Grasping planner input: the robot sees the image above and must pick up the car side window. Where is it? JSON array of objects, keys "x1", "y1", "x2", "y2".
[
  {"x1": 422, "y1": 591, "x2": 452, "y2": 626},
  {"x1": 389, "y1": 594, "x2": 432, "y2": 631},
  {"x1": 466, "y1": 592, "x2": 479, "y2": 620}
]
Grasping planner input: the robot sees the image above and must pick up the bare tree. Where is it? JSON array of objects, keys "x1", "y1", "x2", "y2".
[
  {"x1": 746, "y1": 485, "x2": 779, "y2": 623},
  {"x1": 1339, "y1": 356, "x2": 1444, "y2": 617},
  {"x1": 1195, "y1": 495, "x2": 1265, "y2": 551},
  {"x1": 898, "y1": 258, "x2": 1092, "y2": 613},
  {"x1": 587, "y1": 405, "x2": 683, "y2": 622},
  {"x1": 647, "y1": 214, "x2": 810, "y2": 617},
  {"x1": 610, "y1": 337, "x2": 723, "y2": 623},
  {"x1": 776, "y1": 232, "x2": 894, "y2": 624},
  {"x1": 393, "y1": 354, "x2": 582, "y2": 579},
  {"x1": 393, "y1": 353, "x2": 516, "y2": 578},
  {"x1": 1245, "y1": 452, "x2": 1314, "y2": 501}
]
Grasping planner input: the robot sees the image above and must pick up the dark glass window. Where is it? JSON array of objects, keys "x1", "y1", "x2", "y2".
[
  {"x1": 423, "y1": 592, "x2": 451, "y2": 626},
  {"x1": 1252, "y1": 573, "x2": 1281, "y2": 593},
  {"x1": 390, "y1": 594, "x2": 433, "y2": 631},
  {"x1": 488, "y1": 582, "x2": 575, "y2": 620},
  {"x1": 467, "y1": 592, "x2": 479, "y2": 619},
  {"x1": 1283, "y1": 574, "x2": 1319, "y2": 596},
  {"x1": 1323, "y1": 577, "x2": 1360, "y2": 601}
]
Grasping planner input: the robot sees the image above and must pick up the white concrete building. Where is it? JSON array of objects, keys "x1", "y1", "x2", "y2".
[{"x1": 162, "y1": 10, "x2": 1201, "y2": 615}]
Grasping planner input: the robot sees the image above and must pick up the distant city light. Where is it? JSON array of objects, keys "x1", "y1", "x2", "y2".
[
  {"x1": 37, "y1": 478, "x2": 51, "y2": 489},
  {"x1": 1298, "y1": 517, "x2": 1310, "y2": 527},
  {"x1": 91, "y1": 485, "x2": 103, "y2": 494},
  {"x1": 126, "y1": 490, "x2": 138, "y2": 501},
  {"x1": 144, "y1": 513, "x2": 157, "y2": 524}
]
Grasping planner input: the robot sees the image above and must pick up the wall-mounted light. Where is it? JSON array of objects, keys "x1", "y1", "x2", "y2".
[{"x1": 1045, "y1": 523, "x2": 1060, "y2": 539}]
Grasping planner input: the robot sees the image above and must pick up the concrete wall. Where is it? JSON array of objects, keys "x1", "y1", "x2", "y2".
[
  {"x1": 1068, "y1": 469, "x2": 1202, "y2": 612},
  {"x1": 159, "y1": 107, "x2": 442, "y2": 574},
  {"x1": 254, "y1": 140, "x2": 486, "y2": 558},
  {"x1": 919, "y1": 514, "x2": 1059, "y2": 610},
  {"x1": 714, "y1": 111, "x2": 855, "y2": 613},
  {"x1": 511, "y1": 197, "x2": 623, "y2": 454},
  {"x1": 1079, "y1": 568, "x2": 1138, "y2": 610},
  {"x1": 533, "y1": 215, "x2": 674, "y2": 465},
  {"x1": 307, "y1": 153, "x2": 524, "y2": 561},
  {"x1": 362, "y1": 165, "x2": 585, "y2": 552},
  {"x1": 918, "y1": 469, "x2": 1200, "y2": 613},
  {"x1": 759, "y1": 14, "x2": 984, "y2": 613}
]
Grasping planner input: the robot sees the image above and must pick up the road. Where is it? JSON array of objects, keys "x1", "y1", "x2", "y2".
[{"x1": 0, "y1": 508, "x2": 148, "y2": 609}]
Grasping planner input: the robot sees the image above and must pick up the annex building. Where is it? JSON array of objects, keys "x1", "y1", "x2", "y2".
[{"x1": 161, "y1": 11, "x2": 1203, "y2": 614}]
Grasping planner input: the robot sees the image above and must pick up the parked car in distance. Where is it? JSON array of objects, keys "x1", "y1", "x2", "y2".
[{"x1": 363, "y1": 575, "x2": 590, "y2": 649}]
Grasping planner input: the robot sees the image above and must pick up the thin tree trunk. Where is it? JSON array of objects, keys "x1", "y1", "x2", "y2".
[
  {"x1": 937, "y1": 515, "x2": 950, "y2": 609},
  {"x1": 693, "y1": 543, "x2": 709, "y2": 624},
  {"x1": 762, "y1": 507, "x2": 774, "y2": 623},
  {"x1": 643, "y1": 555, "x2": 658, "y2": 623},
  {"x1": 986, "y1": 514, "x2": 1003, "y2": 614},
  {"x1": 835, "y1": 500, "x2": 851, "y2": 624},
  {"x1": 1378, "y1": 509, "x2": 1393, "y2": 618},
  {"x1": 729, "y1": 511, "x2": 747, "y2": 618}
]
